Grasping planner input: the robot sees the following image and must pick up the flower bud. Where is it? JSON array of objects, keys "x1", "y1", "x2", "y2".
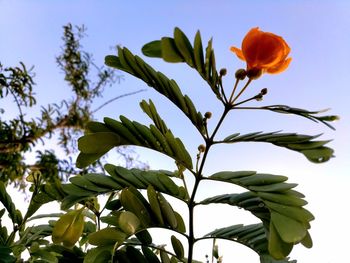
[
  {"x1": 247, "y1": 68, "x2": 262, "y2": 79},
  {"x1": 198, "y1": 144, "x2": 206, "y2": 152},
  {"x1": 204, "y1": 112, "x2": 212, "y2": 119},
  {"x1": 235, "y1": 69, "x2": 247, "y2": 80},
  {"x1": 260, "y1": 88, "x2": 268, "y2": 95},
  {"x1": 219, "y1": 68, "x2": 227, "y2": 76}
]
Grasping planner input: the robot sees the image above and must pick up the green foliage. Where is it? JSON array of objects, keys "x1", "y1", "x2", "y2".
[
  {"x1": 0, "y1": 23, "x2": 147, "y2": 263},
  {"x1": 0, "y1": 27, "x2": 337, "y2": 262},
  {"x1": 68, "y1": 27, "x2": 336, "y2": 262},
  {"x1": 0, "y1": 23, "x2": 138, "y2": 186}
]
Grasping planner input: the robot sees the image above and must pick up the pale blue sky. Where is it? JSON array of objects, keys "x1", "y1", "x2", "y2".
[{"x1": 1, "y1": 1, "x2": 350, "y2": 262}]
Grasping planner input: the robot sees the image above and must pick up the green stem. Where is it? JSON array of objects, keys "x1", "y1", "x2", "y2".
[
  {"x1": 228, "y1": 78, "x2": 240, "y2": 103},
  {"x1": 187, "y1": 106, "x2": 231, "y2": 262},
  {"x1": 230, "y1": 78, "x2": 252, "y2": 105}
]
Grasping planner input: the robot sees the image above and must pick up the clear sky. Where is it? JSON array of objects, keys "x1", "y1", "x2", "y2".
[{"x1": 1, "y1": 0, "x2": 350, "y2": 262}]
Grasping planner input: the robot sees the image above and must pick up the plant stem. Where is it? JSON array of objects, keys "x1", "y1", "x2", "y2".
[
  {"x1": 187, "y1": 106, "x2": 231, "y2": 262},
  {"x1": 230, "y1": 78, "x2": 252, "y2": 105},
  {"x1": 228, "y1": 78, "x2": 240, "y2": 103}
]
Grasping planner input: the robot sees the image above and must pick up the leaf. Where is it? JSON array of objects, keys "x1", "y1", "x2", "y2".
[
  {"x1": 174, "y1": 211, "x2": 186, "y2": 233},
  {"x1": 84, "y1": 173, "x2": 123, "y2": 190},
  {"x1": 140, "y1": 99, "x2": 168, "y2": 134},
  {"x1": 205, "y1": 224, "x2": 268, "y2": 254},
  {"x1": 262, "y1": 104, "x2": 337, "y2": 130},
  {"x1": 248, "y1": 183, "x2": 298, "y2": 193},
  {"x1": 135, "y1": 230, "x2": 153, "y2": 245},
  {"x1": 0, "y1": 245, "x2": 15, "y2": 263},
  {"x1": 255, "y1": 192, "x2": 307, "y2": 206},
  {"x1": 105, "y1": 55, "x2": 124, "y2": 70},
  {"x1": 173, "y1": 27, "x2": 194, "y2": 66},
  {"x1": 222, "y1": 131, "x2": 334, "y2": 163},
  {"x1": 120, "y1": 188, "x2": 153, "y2": 228},
  {"x1": 88, "y1": 228, "x2": 127, "y2": 246},
  {"x1": 142, "y1": 246, "x2": 161, "y2": 263},
  {"x1": 268, "y1": 223, "x2": 293, "y2": 260},
  {"x1": 193, "y1": 30, "x2": 204, "y2": 73},
  {"x1": 209, "y1": 171, "x2": 257, "y2": 180},
  {"x1": 76, "y1": 152, "x2": 105, "y2": 169},
  {"x1": 119, "y1": 211, "x2": 140, "y2": 235},
  {"x1": 301, "y1": 231, "x2": 313, "y2": 248},
  {"x1": 70, "y1": 176, "x2": 109, "y2": 193},
  {"x1": 171, "y1": 235, "x2": 184, "y2": 259},
  {"x1": 161, "y1": 37, "x2": 185, "y2": 63},
  {"x1": 84, "y1": 246, "x2": 113, "y2": 263},
  {"x1": 0, "y1": 182, "x2": 21, "y2": 224},
  {"x1": 114, "y1": 249, "x2": 132, "y2": 263},
  {"x1": 264, "y1": 201, "x2": 314, "y2": 223},
  {"x1": 301, "y1": 147, "x2": 334, "y2": 163},
  {"x1": 25, "y1": 192, "x2": 54, "y2": 219},
  {"x1": 271, "y1": 212, "x2": 307, "y2": 243},
  {"x1": 78, "y1": 132, "x2": 122, "y2": 154},
  {"x1": 126, "y1": 246, "x2": 148, "y2": 263},
  {"x1": 61, "y1": 184, "x2": 96, "y2": 197},
  {"x1": 142, "y1": 40, "x2": 162, "y2": 58}
]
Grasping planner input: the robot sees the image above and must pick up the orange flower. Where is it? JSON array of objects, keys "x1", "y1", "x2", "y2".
[{"x1": 231, "y1": 27, "x2": 291, "y2": 75}]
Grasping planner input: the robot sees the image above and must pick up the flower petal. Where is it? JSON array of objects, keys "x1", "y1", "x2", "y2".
[
  {"x1": 266, "y1": 57, "x2": 292, "y2": 74},
  {"x1": 230, "y1": 46, "x2": 245, "y2": 61}
]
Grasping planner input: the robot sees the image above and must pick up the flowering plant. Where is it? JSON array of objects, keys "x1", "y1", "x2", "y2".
[{"x1": 14, "y1": 27, "x2": 336, "y2": 262}]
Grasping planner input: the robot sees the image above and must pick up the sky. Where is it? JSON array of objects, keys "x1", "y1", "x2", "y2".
[{"x1": 1, "y1": 0, "x2": 350, "y2": 262}]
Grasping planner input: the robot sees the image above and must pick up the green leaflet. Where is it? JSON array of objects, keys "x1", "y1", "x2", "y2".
[
  {"x1": 125, "y1": 246, "x2": 148, "y2": 263},
  {"x1": 120, "y1": 187, "x2": 153, "y2": 228},
  {"x1": 171, "y1": 235, "x2": 184, "y2": 259},
  {"x1": 83, "y1": 173, "x2": 123, "y2": 190},
  {"x1": 84, "y1": 246, "x2": 113, "y2": 263},
  {"x1": 0, "y1": 182, "x2": 22, "y2": 225},
  {"x1": 193, "y1": 30, "x2": 204, "y2": 73},
  {"x1": 70, "y1": 176, "x2": 109, "y2": 193},
  {"x1": 141, "y1": 40, "x2": 162, "y2": 58},
  {"x1": 135, "y1": 230, "x2": 153, "y2": 245},
  {"x1": 271, "y1": 212, "x2": 307, "y2": 243},
  {"x1": 119, "y1": 211, "x2": 141, "y2": 235},
  {"x1": 161, "y1": 37, "x2": 184, "y2": 63},
  {"x1": 205, "y1": 224, "x2": 268, "y2": 254},
  {"x1": 262, "y1": 105, "x2": 337, "y2": 130},
  {"x1": 268, "y1": 223, "x2": 293, "y2": 260},
  {"x1": 222, "y1": 131, "x2": 333, "y2": 163},
  {"x1": 173, "y1": 27, "x2": 194, "y2": 66},
  {"x1": 142, "y1": 246, "x2": 161, "y2": 263},
  {"x1": 140, "y1": 99, "x2": 168, "y2": 134},
  {"x1": 88, "y1": 228, "x2": 127, "y2": 246},
  {"x1": 0, "y1": 245, "x2": 16, "y2": 263},
  {"x1": 77, "y1": 132, "x2": 121, "y2": 153}
]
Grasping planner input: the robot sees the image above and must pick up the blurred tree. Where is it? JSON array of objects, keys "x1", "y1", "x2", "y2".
[{"x1": 0, "y1": 23, "x2": 147, "y2": 188}]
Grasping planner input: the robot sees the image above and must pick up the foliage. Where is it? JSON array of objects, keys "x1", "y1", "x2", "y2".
[
  {"x1": 0, "y1": 27, "x2": 337, "y2": 262},
  {"x1": 0, "y1": 23, "x2": 145, "y2": 187}
]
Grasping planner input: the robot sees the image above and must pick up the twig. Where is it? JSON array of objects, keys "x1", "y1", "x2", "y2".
[{"x1": 92, "y1": 89, "x2": 146, "y2": 113}]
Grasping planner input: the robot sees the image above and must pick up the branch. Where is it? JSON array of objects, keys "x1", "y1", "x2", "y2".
[{"x1": 92, "y1": 89, "x2": 147, "y2": 113}]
